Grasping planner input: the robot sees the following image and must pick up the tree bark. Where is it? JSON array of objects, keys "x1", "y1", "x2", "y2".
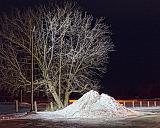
[
  {"x1": 48, "y1": 80, "x2": 64, "y2": 109},
  {"x1": 64, "y1": 90, "x2": 71, "y2": 107},
  {"x1": 51, "y1": 92, "x2": 64, "y2": 109}
]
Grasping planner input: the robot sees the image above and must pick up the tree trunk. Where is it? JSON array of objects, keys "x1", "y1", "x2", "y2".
[
  {"x1": 51, "y1": 91, "x2": 64, "y2": 109},
  {"x1": 48, "y1": 80, "x2": 64, "y2": 109},
  {"x1": 64, "y1": 91, "x2": 70, "y2": 107}
]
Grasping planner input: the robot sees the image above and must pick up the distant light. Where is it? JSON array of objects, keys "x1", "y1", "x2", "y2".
[{"x1": 69, "y1": 100, "x2": 76, "y2": 103}]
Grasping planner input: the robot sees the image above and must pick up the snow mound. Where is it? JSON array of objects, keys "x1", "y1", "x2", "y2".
[{"x1": 54, "y1": 90, "x2": 138, "y2": 118}]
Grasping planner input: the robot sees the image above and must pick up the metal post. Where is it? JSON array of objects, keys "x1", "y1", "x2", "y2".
[{"x1": 30, "y1": 27, "x2": 35, "y2": 112}]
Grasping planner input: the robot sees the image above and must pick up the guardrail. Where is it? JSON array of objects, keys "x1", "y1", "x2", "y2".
[
  {"x1": 118, "y1": 100, "x2": 160, "y2": 107},
  {"x1": 69, "y1": 99, "x2": 160, "y2": 107}
]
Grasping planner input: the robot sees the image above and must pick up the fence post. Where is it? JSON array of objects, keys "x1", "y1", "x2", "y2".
[
  {"x1": 132, "y1": 101, "x2": 135, "y2": 107},
  {"x1": 20, "y1": 89, "x2": 23, "y2": 103},
  {"x1": 147, "y1": 101, "x2": 150, "y2": 107},
  {"x1": 50, "y1": 102, "x2": 54, "y2": 111},
  {"x1": 34, "y1": 101, "x2": 37, "y2": 113},
  {"x1": 15, "y1": 100, "x2": 18, "y2": 113},
  {"x1": 123, "y1": 101, "x2": 126, "y2": 107},
  {"x1": 140, "y1": 101, "x2": 142, "y2": 107},
  {"x1": 154, "y1": 101, "x2": 157, "y2": 107}
]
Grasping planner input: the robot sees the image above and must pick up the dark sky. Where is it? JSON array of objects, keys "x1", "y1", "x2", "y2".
[
  {"x1": 78, "y1": 0, "x2": 160, "y2": 98},
  {"x1": 0, "y1": 0, "x2": 160, "y2": 98}
]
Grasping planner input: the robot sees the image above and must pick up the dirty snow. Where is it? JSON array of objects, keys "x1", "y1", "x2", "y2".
[{"x1": 26, "y1": 90, "x2": 139, "y2": 120}]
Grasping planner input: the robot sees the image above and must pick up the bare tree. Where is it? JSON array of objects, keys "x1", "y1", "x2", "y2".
[
  {"x1": 0, "y1": 40, "x2": 30, "y2": 94},
  {"x1": 0, "y1": 3, "x2": 114, "y2": 108}
]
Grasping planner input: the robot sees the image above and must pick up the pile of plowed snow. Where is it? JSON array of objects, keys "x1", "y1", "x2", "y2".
[{"x1": 53, "y1": 90, "x2": 138, "y2": 118}]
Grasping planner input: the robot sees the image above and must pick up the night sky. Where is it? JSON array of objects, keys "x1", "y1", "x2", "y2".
[{"x1": 0, "y1": 0, "x2": 160, "y2": 99}]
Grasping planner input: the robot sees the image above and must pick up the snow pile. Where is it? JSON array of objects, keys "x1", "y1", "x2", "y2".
[{"x1": 53, "y1": 90, "x2": 138, "y2": 118}]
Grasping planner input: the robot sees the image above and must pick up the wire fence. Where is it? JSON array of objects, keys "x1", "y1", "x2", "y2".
[{"x1": 0, "y1": 101, "x2": 50, "y2": 114}]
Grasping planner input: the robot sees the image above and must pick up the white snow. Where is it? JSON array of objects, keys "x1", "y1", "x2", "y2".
[
  {"x1": 53, "y1": 90, "x2": 138, "y2": 118},
  {"x1": 26, "y1": 90, "x2": 139, "y2": 121}
]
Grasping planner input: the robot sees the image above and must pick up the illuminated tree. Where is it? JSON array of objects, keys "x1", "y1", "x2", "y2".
[
  {"x1": 0, "y1": 40, "x2": 30, "y2": 95},
  {"x1": 0, "y1": 3, "x2": 113, "y2": 108}
]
